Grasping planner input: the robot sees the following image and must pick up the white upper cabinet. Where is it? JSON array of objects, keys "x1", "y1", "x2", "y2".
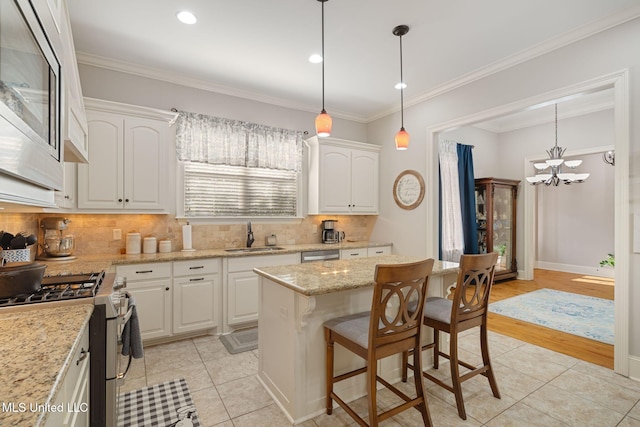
[
  {"x1": 306, "y1": 137, "x2": 380, "y2": 214},
  {"x1": 31, "y1": 0, "x2": 89, "y2": 163},
  {"x1": 78, "y1": 99, "x2": 177, "y2": 211},
  {"x1": 59, "y1": 0, "x2": 89, "y2": 163}
]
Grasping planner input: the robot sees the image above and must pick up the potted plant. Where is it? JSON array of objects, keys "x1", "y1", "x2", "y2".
[
  {"x1": 599, "y1": 253, "x2": 615, "y2": 268},
  {"x1": 494, "y1": 243, "x2": 507, "y2": 269}
]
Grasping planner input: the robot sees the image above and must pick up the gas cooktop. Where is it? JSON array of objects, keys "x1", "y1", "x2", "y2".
[{"x1": 0, "y1": 271, "x2": 105, "y2": 308}]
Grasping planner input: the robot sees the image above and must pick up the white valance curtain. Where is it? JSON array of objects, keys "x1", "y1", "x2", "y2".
[
  {"x1": 439, "y1": 139, "x2": 465, "y2": 262},
  {"x1": 175, "y1": 111, "x2": 304, "y2": 172}
]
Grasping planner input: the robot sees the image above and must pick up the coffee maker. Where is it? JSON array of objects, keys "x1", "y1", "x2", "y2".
[{"x1": 321, "y1": 219, "x2": 340, "y2": 244}]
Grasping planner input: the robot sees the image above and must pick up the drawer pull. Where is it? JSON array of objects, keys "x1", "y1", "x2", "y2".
[
  {"x1": 190, "y1": 277, "x2": 205, "y2": 282},
  {"x1": 135, "y1": 270, "x2": 153, "y2": 274},
  {"x1": 76, "y1": 348, "x2": 89, "y2": 365},
  {"x1": 189, "y1": 266, "x2": 204, "y2": 270}
]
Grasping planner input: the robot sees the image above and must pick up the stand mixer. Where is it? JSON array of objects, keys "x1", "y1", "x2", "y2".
[{"x1": 37, "y1": 217, "x2": 76, "y2": 261}]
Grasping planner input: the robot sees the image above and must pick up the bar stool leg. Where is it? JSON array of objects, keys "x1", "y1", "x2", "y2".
[{"x1": 325, "y1": 329, "x2": 334, "y2": 415}]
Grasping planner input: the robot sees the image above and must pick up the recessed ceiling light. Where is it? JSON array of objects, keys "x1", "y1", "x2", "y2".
[
  {"x1": 309, "y1": 54, "x2": 323, "y2": 64},
  {"x1": 177, "y1": 11, "x2": 197, "y2": 25},
  {"x1": 395, "y1": 82, "x2": 407, "y2": 90}
]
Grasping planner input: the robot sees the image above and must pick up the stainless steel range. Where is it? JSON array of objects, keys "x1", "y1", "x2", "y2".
[{"x1": 0, "y1": 271, "x2": 129, "y2": 427}]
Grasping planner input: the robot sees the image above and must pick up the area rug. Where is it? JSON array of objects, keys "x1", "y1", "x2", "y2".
[
  {"x1": 118, "y1": 378, "x2": 200, "y2": 427},
  {"x1": 489, "y1": 288, "x2": 614, "y2": 345},
  {"x1": 219, "y1": 327, "x2": 258, "y2": 354}
]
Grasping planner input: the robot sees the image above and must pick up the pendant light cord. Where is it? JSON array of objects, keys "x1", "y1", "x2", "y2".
[
  {"x1": 399, "y1": 33, "x2": 404, "y2": 128},
  {"x1": 554, "y1": 103, "x2": 558, "y2": 149},
  {"x1": 321, "y1": 0, "x2": 326, "y2": 112}
]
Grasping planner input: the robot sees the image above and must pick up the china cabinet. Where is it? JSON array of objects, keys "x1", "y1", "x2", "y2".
[{"x1": 475, "y1": 177, "x2": 520, "y2": 281}]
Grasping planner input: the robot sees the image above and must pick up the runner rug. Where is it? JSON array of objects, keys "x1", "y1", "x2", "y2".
[
  {"x1": 489, "y1": 288, "x2": 614, "y2": 345},
  {"x1": 118, "y1": 378, "x2": 200, "y2": 427}
]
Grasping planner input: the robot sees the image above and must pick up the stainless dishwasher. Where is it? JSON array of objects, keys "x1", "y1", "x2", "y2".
[{"x1": 301, "y1": 249, "x2": 340, "y2": 263}]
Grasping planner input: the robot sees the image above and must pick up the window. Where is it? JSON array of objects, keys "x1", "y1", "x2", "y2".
[
  {"x1": 176, "y1": 111, "x2": 303, "y2": 218},
  {"x1": 182, "y1": 162, "x2": 299, "y2": 217}
]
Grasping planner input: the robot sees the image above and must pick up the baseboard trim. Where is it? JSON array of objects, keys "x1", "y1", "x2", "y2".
[
  {"x1": 535, "y1": 261, "x2": 614, "y2": 278},
  {"x1": 628, "y1": 355, "x2": 640, "y2": 381}
]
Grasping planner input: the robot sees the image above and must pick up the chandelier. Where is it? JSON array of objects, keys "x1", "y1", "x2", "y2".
[{"x1": 526, "y1": 104, "x2": 590, "y2": 186}]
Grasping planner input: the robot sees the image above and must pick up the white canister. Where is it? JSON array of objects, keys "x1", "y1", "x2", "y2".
[
  {"x1": 143, "y1": 237, "x2": 157, "y2": 254},
  {"x1": 158, "y1": 240, "x2": 172, "y2": 253},
  {"x1": 126, "y1": 232, "x2": 141, "y2": 254}
]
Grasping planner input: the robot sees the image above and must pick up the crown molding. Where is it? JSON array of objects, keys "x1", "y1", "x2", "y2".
[
  {"x1": 76, "y1": 5, "x2": 640, "y2": 125},
  {"x1": 367, "y1": 5, "x2": 640, "y2": 123},
  {"x1": 76, "y1": 52, "x2": 367, "y2": 123},
  {"x1": 474, "y1": 99, "x2": 615, "y2": 133}
]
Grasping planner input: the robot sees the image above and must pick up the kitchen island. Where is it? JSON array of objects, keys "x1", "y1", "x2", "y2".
[{"x1": 253, "y1": 255, "x2": 459, "y2": 424}]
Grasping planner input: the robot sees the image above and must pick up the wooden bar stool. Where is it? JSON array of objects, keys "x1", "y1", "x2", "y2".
[
  {"x1": 403, "y1": 253, "x2": 500, "y2": 420},
  {"x1": 324, "y1": 258, "x2": 435, "y2": 427}
]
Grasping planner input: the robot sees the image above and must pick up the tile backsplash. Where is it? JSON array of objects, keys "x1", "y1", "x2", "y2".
[{"x1": 0, "y1": 213, "x2": 377, "y2": 256}]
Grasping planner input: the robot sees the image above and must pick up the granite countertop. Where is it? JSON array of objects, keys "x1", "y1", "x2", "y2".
[
  {"x1": 40, "y1": 241, "x2": 392, "y2": 276},
  {"x1": 253, "y1": 254, "x2": 460, "y2": 296},
  {"x1": 0, "y1": 304, "x2": 94, "y2": 426}
]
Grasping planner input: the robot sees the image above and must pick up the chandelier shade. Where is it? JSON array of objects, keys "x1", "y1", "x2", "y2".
[
  {"x1": 526, "y1": 104, "x2": 589, "y2": 186},
  {"x1": 393, "y1": 25, "x2": 409, "y2": 150},
  {"x1": 315, "y1": 0, "x2": 332, "y2": 138}
]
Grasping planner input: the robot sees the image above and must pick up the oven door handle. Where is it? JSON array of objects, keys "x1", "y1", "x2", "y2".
[
  {"x1": 117, "y1": 353, "x2": 132, "y2": 384},
  {"x1": 120, "y1": 305, "x2": 134, "y2": 325}
]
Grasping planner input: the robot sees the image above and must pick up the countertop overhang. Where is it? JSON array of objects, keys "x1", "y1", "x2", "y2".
[{"x1": 253, "y1": 255, "x2": 460, "y2": 296}]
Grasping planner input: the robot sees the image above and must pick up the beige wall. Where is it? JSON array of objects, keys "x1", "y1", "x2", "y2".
[{"x1": 0, "y1": 213, "x2": 377, "y2": 256}]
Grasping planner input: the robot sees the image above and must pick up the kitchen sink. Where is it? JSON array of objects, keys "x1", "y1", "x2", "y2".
[{"x1": 224, "y1": 247, "x2": 286, "y2": 253}]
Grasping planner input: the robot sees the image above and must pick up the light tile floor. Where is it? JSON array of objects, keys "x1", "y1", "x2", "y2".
[{"x1": 119, "y1": 330, "x2": 640, "y2": 426}]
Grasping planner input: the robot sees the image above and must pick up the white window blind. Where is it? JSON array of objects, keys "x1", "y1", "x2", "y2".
[{"x1": 183, "y1": 162, "x2": 298, "y2": 217}]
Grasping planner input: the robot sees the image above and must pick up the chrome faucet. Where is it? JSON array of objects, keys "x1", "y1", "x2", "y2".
[{"x1": 246, "y1": 221, "x2": 255, "y2": 248}]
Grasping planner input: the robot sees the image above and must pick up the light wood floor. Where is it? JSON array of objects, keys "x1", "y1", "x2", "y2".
[{"x1": 488, "y1": 268, "x2": 614, "y2": 369}]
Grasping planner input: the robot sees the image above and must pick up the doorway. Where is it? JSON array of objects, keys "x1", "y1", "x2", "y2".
[{"x1": 424, "y1": 70, "x2": 630, "y2": 375}]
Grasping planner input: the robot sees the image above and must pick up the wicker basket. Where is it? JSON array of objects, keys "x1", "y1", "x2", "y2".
[{"x1": 1, "y1": 248, "x2": 33, "y2": 263}]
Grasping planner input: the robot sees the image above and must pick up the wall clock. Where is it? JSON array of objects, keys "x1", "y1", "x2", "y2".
[{"x1": 393, "y1": 170, "x2": 425, "y2": 210}]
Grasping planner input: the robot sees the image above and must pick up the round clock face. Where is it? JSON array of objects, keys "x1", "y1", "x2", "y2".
[{"x1": 393, "y1": 170, "x2": 425, "y2": 210}]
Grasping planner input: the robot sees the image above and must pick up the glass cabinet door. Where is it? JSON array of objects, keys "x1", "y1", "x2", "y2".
[
  {"x1": 475, "y1": 177, "x2": 520, "y2": 281},
  {"x1": 493, "y1": 186, "x2": 513, "y2": 272},
  {"x1": 475, "y1": 187, "x2": 487, "y2": 254}
]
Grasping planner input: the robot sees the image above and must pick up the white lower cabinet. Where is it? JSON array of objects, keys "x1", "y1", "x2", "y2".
[
  {"x1": 173, "y1": 259, "x2": 220, "y2": 334},
  {"x1": 225, "y1": 253, "x2": 299, "y2": 331},
  {"x1": 367, "y1": 246, "x2": 392, "y2": 257},
  {"x1": 341, "y1": 245, "x2": 392, "y2": 260},
  {"x1": 45, "y1": 323, "x2": 90, "y2": 427},
  {"x1": 340, "y1": 248, "x2": 368, "y2": 259},
  {"x1": 117, "y1": 260, "x2": 221, "y2": 341},
  {"x1": 116, "y1": 262, "x2": 172, "y2": 341}
]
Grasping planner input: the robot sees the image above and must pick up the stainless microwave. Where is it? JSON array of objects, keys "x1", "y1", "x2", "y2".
[{"x1": 0, "y1": 0, "x2": 63, "y2": 192}]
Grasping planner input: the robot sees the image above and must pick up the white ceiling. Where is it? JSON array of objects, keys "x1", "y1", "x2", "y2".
[{"x1": 68, "y1": 0, "x2": 640, "y2": 123}]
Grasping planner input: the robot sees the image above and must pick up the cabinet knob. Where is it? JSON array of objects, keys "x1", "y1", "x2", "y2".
[
  {"x1": 64, "y1": 195, "x2": 70, "y2": 199},
  {"x1": 165, "y1": 287, "x2": 170, "y2": 291},
  {"x1": 118, "y1": 198, "x2": 123, "y2": 203},
  {"x1": 125, "y1": 198, "x2": 130, "y2": 203}
]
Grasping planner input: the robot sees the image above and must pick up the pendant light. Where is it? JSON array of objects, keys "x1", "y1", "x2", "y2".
[
  {"x1": 315, "y1": 0, "x2": 332, "y2": 137},
  {"x1": 393, "y1": 25, "x2": 409, "y2": 150}
]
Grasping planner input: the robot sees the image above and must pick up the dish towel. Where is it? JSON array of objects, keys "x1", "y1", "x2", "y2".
[{"x1": 121, "y1": 294, "x2": 144, "y2": 359}]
